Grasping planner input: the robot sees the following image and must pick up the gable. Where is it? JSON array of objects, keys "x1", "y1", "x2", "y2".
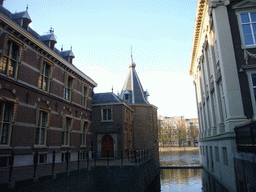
[{"x1": 233, "y1": 0, "x2": 256, "y2": 10}]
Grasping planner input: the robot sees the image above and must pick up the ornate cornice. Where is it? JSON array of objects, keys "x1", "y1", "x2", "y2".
[
  {"x1": 190, "y1": 0, "x2": 230, "y2": 76},
  {"x1": 244, "y1": 49, "x2": 256, "y2": 65}
]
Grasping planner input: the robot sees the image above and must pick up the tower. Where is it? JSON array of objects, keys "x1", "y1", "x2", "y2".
[{"x1": 119, "y1": 49, "x2": 159, "y2": 165}]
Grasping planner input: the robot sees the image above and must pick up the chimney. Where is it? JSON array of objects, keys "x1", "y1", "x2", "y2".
[{"x1": 0, "y1": 0, "x2": 4, "y2": 6}]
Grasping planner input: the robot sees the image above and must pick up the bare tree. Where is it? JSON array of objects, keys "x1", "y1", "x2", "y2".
[
  {"x1": 176, "y1": 123, "x2": 187, "y2": 147},
  {"x1": 158, "y1": 125, "x2": 171, "y2": 147},
  {"x1": 189, "y1": 124, "x2": 199, "y2": 147}
]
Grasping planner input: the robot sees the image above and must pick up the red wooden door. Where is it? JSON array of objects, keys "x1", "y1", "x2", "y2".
[{"x1": 101, "y1": 135, "x2": 114, "y2": 157}]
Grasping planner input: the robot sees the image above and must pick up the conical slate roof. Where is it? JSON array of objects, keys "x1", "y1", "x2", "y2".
[{"x1": 119, "y1": 54, "x2": 150, "y2": 105}]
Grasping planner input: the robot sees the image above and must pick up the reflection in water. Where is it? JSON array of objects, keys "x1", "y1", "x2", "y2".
[
  {"x1": 160, "y1": 150, "x2": 200, "y2": 166},
  {"x1": 160, "y1": 169, "x2": 202, "y2": 192}
]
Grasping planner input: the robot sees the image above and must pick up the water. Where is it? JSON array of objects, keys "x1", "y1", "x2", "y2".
[{"x1": 159, "y1": 148, "x2": 202, "y2": 192}]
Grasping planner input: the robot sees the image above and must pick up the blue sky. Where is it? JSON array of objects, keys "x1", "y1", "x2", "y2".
[{"x1": 3, "y1": 0, "x2": 198, "y2": 118}]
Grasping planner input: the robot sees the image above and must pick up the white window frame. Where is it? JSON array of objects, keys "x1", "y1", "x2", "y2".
[
  {"x1": 101, "y1": 107, "x2": 113, "y2": 121},
  {"x1": 246, "y1": 70, "x2": 256, "y2": 117},
  {"x1": 236, "y1": 7, "x2": 256, "y2": 49}
]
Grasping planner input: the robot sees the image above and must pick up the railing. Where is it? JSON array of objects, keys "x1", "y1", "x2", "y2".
[
  {"x1": 0, "y1": 149, "x2": 153, "y2": 185},
  {"x1": 235, "y1": 120, "x2": 256, "y2": 153}
]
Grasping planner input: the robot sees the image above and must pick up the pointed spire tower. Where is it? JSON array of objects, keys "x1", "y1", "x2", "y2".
[{"x1": 119, "y1": 47, "x2": 150, "y2": 104}]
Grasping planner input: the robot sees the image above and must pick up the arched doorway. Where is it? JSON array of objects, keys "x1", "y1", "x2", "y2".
[
  {"x1": 188, "y1": 141, "x2": 191, "y2": 146},
  {"x1": 101, "y1": 135, "x2": 114, "y2": 158}
]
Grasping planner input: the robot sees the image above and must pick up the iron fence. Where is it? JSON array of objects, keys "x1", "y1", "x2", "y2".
[
  {"x1": 0, "y1": 148, "x2": 153, "y2": 185},
  {"x1": 235, "y1": 121, "x2": 256, "y2": 153}
]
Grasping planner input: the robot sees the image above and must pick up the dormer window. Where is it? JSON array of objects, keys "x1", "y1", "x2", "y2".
[
  {"x1": 39, "y1": 32, "x2": 57, "y2": 50},
  {"x1": 60, "y1": 49, "x2": 75, "y2": 64},
  {"x1": 124, "y1": 94, "x2": 129, "y2": 101},
  {"x1": 11, "y1": 11, "x2": 31, "y2": 30}
]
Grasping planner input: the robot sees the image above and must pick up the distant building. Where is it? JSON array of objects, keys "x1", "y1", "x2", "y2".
[
  {"x1": 158, "y1": 116, "x2": 199, "y2": 146},
  {"x1": 0, "y1": 2, "x2": 97, "y2": 183},
  {"x1": 190, "y1": 0, "x2": 256, "y2": 191}
]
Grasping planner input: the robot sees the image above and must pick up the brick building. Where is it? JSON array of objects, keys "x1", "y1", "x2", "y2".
[
  {"x1": 119, "y1": 52, "x2": 159, "y2": 165},
  {"x1": 92, "y1": 92, "x2": 134, "y2": 158},
  {"x1": 158, "y1": 116, "x2": 199, "y2": 146},
  {"x1": 0, "y1": 2, "x2": 97, "y2": 180}
]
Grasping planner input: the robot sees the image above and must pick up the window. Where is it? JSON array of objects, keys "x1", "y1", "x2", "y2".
[
  {"x1": 0, "y1": 156, "x2": 9, "y2": 167},
  {"x1": 239, "y1": 12, "x2": 256, "y2": 46},
  {"x1": 222, "y1": 147, "x2": 228, "y2": 166},
  {"x1": 80, "y1": 121, "x2": 89, "y2": 146},
  {"x1": 102, "y1": 108, "x2": 112, "y2": 121},
  {"x1": 35, "y1": 110, "x2": 50, "y2": 146},
  {"x1": 250, "y1": 73, "x2": 256, "y2": 104},
  {"x1": 215, "y1": 147, "x2": 219, "y2": 162},
  {"x1": 62, "y1": 117, "x2": 72, "y2": 146},
  {"x1": 81, "y1": 85, "x2": 88, "y2": 107},
  {"x1": 80, "y1": 151, "x2": 87, "y2": 160},
  {"x1": 124, "y1": 94, "x2": 129, "y2": 101},
  {"x1": 0, "y1": 40, "x2": 20, "y2": 78},
  {"x1": 0, "y1": 102, "x2": 13, "y2": 145},
  {"x1": 34, "y1": 154, "x2": 47, "y2": 164},
  {"x1": 38, "y1": 60, "x2": 51, "y2": 92},
  {"x1": 61, "y1": 152, "x2": 70, "y2": 162},
  {"x1": 64, "y1": 75, "x2": 73, "y2": 101}
]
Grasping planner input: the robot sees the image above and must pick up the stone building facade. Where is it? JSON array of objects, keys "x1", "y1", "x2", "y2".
[{"x1": 190, "y1": 0, "x2": 256, "y2": 191}]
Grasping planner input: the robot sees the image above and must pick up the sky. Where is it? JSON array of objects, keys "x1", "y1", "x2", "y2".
[{"x1": 3, "y1": 0, "x2": 198, "y2": 118}]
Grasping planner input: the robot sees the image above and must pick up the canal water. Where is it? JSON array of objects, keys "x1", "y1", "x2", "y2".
[{"x1": 159, "y1": 148, "x2": 203, "y2": 192}]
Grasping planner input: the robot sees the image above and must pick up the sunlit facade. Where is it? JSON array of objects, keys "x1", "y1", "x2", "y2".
[
  {"x1": 0, "y1": 2, "x2": 97, "y2": 187},
  {"x1": 158, "y1": 116, "x2": 199, "y2": 146},
  {"x1": 190, "y1": 0, "x2": 256, "y2": 191}
]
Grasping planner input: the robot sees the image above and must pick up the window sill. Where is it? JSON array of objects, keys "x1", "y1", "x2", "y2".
[
  {"x1": 101, "y1": 120, "x2": 114, "y2": 123},
  {"x1": 241, "y1": 44, "x2": 256, "y2": 49},
  {"x1": 33, "y1": 146, "x2": 47, "y2": 149}
]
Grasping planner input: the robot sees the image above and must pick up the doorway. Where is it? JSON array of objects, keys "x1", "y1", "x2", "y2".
[{"x1": 101, "y1": 135, "x2": 114, "y2": 157}]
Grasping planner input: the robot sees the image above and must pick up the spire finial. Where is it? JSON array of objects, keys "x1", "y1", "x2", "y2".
[
  {"x1": 71, "y1": 45, "x2": 72, "y2": 50},
  {"x1": 26, "y1": 4, "x2": 28, "y2": 11},
  {"x1": 49, "y1": 26, "x2": 54, "y2": 33},
  {"x1": 61, "y1": 44, "x2": 63, "y2": 51},
  {"x1": 112, "y1": 85, "x2": 113, "y2": 93},
  {"x1": 129, "y1": 46, "x2": 136, "y2": 68}
]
